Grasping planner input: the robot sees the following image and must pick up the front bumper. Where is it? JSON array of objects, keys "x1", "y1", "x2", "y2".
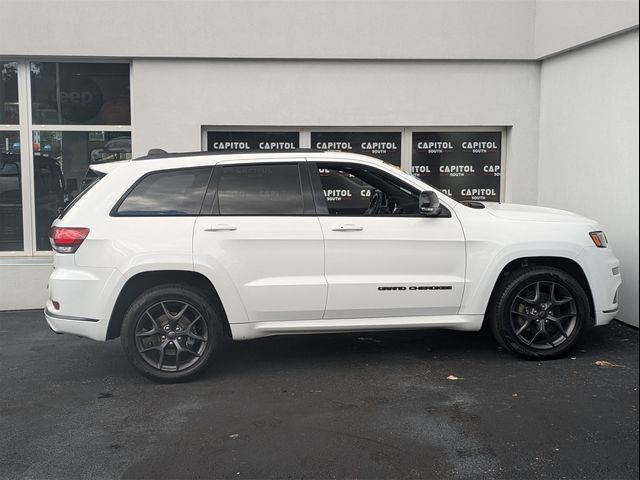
[{"x1": 580, "y1": 246, "x2": 622, "y2": 326}]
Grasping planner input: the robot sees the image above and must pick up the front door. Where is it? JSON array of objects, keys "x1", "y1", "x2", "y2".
[{"x1": 310, "y1": 160, "x2": 466, "y2": 319}]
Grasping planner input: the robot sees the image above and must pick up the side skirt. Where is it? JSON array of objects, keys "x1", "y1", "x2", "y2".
[{"x1": 230, "y1": 314, "x2": 484, "y2": 340}]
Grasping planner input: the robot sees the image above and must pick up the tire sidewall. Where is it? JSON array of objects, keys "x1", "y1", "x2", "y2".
[
  {"x1": 493, "y1": 268, "x2": 590, "y2": 359},
  {"x1": 120, "y1": 285, "x2": 221, "y2": 382}
]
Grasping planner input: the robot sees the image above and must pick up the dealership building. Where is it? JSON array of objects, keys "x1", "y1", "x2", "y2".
[{"x1": 1, "y1": 0, "x2": 638, "y2": 327}]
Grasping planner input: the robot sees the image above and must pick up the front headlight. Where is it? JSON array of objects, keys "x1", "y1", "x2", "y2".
[{"x1": 589, "y1": 231, "x2": 608, "y2": 248}]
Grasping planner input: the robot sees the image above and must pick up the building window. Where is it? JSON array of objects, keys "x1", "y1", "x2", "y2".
[
  {"x1": 1, "y1": 60, "x2": 133, "y2": 256},
  {"x1": 207, "y1": 131, "x2": 299, "y2": 152},
  {"x1": 1, "y1": 62, "x2": 19, "y2": 124},
  {"x1": 32, "y1": 131, "x2": 132, "y2": 250},
  {"x1": 30, "y1": 62, "x2": 130, "y2": 125},
  {"x1": 411, "y1": 131, "x2": 502, "y2": 202},
  {"x1": 0, "y1": 131, "x2": 23, "y2": 251},
  {"x1": 311, "y1": 131, "x2": 402, "y2": 167}
]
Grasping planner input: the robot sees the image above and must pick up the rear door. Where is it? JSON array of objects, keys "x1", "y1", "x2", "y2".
[{"x1": 193, "y1": 159, "x2": 327, "y2": 322}]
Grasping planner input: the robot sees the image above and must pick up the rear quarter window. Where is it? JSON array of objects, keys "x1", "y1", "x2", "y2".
[{"x1": 115, "y1": 167, "x2": 212, "y2": 216}]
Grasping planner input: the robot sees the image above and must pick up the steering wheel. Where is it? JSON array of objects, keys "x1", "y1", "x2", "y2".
[{"x1": 365, "y1": 190, "x2": 389, "y2": 215}]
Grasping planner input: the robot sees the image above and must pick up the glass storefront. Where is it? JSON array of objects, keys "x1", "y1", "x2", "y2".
[
  {"x1": 30, "y1": 62, "x2": 130, "y2": 125},
  {"x1": 1, "y1": 62, "x2": 19, "y2": 124},
  {"x1": 32, "y1": 131, "x2": 131, "y2": 250},
  {"x1": 0, "y1": 59, "x2": 131, "y2": 255}
]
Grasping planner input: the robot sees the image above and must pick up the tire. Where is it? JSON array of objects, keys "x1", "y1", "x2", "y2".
[
  {"x1": 489, "y1": 266, "x2": 590, "y2": 359},
  {"x1": 120, "y1": 283, "x2": 223, "y2": 382}
]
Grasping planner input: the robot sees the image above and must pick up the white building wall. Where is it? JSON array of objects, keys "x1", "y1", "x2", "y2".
[
  {"x1": 132, "y1": 59, "x2": 541, "y2": 204},
  {"x1": 0, "y1": 262, "x2": 50, "y2": 311},
  {"x1": 534, "y1": 0, "x2": 639, "y2": 57},
  {"x1": 3, "y1": 0, "x2": 637, "y2": 60},
  {"x1": 1, "y1": 0, "x2": 537, "y2": 59},
  {"x1": 538, "y1": 30, "x2": 639, "y2": 326}
]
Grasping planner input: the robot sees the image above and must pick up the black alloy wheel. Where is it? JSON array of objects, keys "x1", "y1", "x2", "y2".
[
  {"x1": 121, "y1": 284, "x2": 222, "y2": 382},
  {"x1": 490, "y1": 266, "x2": 590, "y2": 359},
  {"x1": 135, "y1": 300, "x2": 208, "y2": 372},
  {"x1": 509, "y1": 281, "x2": 577, "y2": 349}
]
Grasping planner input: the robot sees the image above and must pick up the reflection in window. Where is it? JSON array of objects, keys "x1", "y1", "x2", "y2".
[
  {"x1": 316, "y1": 165, "x2": 419, "y2": 216},
  {"x1": 317, "y1": 167, "x2": 373, "y2": 214},
  {"x1": 1, "y1": 61, "x2": 19, "y2": 124},
  {"x1": 30, "y1": 62, "x2": 130, "y2": 125},
  {"x1": 0, "y1": 131, "x2": 23, "y2": 251},
  {"x1": 32, "y1": 131, "x2": 132, "y2": 250},
  {"x1": 218, "y1": 164, "x2": 303, "y2": 215}
]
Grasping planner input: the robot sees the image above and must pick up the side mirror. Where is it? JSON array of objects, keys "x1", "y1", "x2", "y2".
[{"x1": 419, "y1": 191, "x2": 442, "y2": 217}]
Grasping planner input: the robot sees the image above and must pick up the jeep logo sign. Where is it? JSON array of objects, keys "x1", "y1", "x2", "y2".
[
  {"x1": 411, "y1": 132, "x2": 502, "y2": 202},
  {"x1": 57, "y1": 75, "x2": 103, "y2": 123}
]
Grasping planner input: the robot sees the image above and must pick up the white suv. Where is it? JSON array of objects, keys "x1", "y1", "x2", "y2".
[{"x1": 45, "y1": 151, "x2": 621, "y2": 382}]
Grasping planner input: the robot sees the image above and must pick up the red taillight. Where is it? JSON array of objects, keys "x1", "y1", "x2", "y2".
[{"x1": 49, "y1": 227, "x2": 90, "y2": 253}]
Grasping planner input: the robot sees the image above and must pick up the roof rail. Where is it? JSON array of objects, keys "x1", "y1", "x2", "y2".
[{"x1": 134, "y1": 148, "x2": 326, "y2": 160}]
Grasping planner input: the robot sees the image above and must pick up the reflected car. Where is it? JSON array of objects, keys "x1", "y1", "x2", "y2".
[
  {"x1": 90, "y1": 136, "x2": 131, "y2": 162},
  {"x1": 0, "y1": 153, "x2": 68, "y2": 250}
]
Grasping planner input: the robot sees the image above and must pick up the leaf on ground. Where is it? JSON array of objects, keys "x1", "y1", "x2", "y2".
[
  {"x1": 594, "y1": 360, "x2": 625, "y2": 368},
  {"x1": 356, "y1": 337, "x2": 381, "y2": 343}
]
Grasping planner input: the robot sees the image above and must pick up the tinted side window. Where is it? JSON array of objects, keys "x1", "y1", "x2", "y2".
[
  {"x1": 315, "y1": 164, "x2": 419, "y2": 216},
  {"x1": 218, "y1": 164, "x2": 303, "y2": 215},
  {"x1": 117, "y1": 168, "x2": 211, "y2": 216}
]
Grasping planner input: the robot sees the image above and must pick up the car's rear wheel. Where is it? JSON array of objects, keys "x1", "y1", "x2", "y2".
[
  {"x1": 490, "y1": 266, "x2": 590, "y2": 359},
  {"x1": 120, "y1": 284, "x2": 222, "y2": 382}
]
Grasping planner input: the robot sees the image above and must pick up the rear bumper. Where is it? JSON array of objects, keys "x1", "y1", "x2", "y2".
[
  {"x1": 46, "y1": 262, "x2": 123, "y2": 341},
  {"x1": 44, "y1": 307, "x2": 107, "y2": 340}
]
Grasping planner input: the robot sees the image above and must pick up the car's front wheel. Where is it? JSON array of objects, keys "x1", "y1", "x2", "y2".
[
  {"x1": 490, "y1": 266, "x2": 591, "y2": 359},
  {"x1": 120, "y1": 284, "x2": 223, "y2": 382}
]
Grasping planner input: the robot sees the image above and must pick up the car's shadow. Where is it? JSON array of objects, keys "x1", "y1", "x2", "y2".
[{"x1": 192, "y1": 321, "x2": 636, "y2": 382}]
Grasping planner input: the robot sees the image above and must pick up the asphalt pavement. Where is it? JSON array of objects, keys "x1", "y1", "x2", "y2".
[{"x1": 0, "y1": 310, "x2": 638, "y2": 480}]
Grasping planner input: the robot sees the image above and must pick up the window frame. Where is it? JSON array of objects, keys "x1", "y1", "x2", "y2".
[{"x1": 110, "y1": 166, "x2": 214, "y2": 217}]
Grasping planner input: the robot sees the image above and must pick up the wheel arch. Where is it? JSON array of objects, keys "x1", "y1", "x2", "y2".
[
  {"x1": 483, "y1": 256, "x2": 595, "y2": 327},
  {"x1": 106, "y1": 270, "x2": 231, "y2": 340}
]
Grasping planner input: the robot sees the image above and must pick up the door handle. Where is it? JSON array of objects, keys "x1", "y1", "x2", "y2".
[
  {"x1": 204, "y1": 224, "x2": 237, "y2": 232},
  {"x1": 331, "y1": 224, "x2": 364, "y2": 232}
]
